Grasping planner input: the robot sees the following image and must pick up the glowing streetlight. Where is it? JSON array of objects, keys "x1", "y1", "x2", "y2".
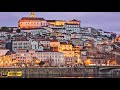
[{"x1": 84, "y1": 59, "x2": 92, "y2": 66}]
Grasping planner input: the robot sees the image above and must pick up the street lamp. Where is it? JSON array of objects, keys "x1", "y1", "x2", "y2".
[{"x1": 107, "y1": 60, "x2": 110, "y2": 66}]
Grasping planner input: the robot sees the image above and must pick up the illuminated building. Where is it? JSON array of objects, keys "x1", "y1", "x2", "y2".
[
  {"x1": 116, "y1": 35, "x2": 120, "y2": 42},
  {"x1": 58, "y1": 42, "x2": 76, "y2": 64},
  {"x1": 0, "y1": 50, "x2": 13, "y2": 67},
  {"x1": 47, "y1": 20, "x2": 66, "y2": 26},
  {"x1": 58, "y1": 42, "x2": 73, "y2": 51},
  {"x1": 18, "y1": 12, "x2": 48, "y2": 29},
  {"x1": 50, "y1": 40, "x2": 60, "y2": 51},
  {"x1": 67, "y1": 19, "x2": 80, "y2": 25},
  {"x1": 73, "y1": 46, "x2": 81, "y2": 57},
  {"x1": 15, "y1": 49, "x2": 36, "y2": 66},
  {"x1": 36, "y1": 51, "x2": 65, "y2": 67}
]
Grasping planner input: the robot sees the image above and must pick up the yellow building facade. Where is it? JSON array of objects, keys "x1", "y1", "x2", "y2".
[
  {"x1": 0, "y1": 55, "x2": 13, "y2": 67},
  {"x1": 58, "y1": 43, "x2": 81, "y2": 64},
  {"x1": 58, "y1": 43, "x2": 73, "y2": 52},
  {"x1": 47, "y1": 20, "x2": 66, "y2": 26},
  {"x1": 68, "y1": 19, "x2": 80, "y2": 25}
]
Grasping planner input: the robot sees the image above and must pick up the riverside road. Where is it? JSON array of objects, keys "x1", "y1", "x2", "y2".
[{"x1": 0, "y1": 66, "x2": 120, "y2": 78}]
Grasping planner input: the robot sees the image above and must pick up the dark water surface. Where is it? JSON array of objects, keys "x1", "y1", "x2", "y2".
[{"x1": 22, "y1": 74, "x2": 120, "y2": 78}]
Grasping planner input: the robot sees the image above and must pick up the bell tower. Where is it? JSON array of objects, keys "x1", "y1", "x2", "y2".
[{"x1": 31, "y1": 12, "x2": 35, "y2": 17}]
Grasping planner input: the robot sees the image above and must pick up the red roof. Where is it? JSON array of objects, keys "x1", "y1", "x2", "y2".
[
  {"x1": 19, "y1": 17, "x2": 45, "y2": 21},
  {"x1": 50, "y1": 40, "x2": 59, "y2": 42}
]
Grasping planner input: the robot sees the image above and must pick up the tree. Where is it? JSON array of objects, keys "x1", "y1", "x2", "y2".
[{"x1": 39, "y1": 61, "x2": 45, "y2": 67}]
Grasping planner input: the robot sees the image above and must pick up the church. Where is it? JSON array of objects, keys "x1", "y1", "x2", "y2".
[{"x1": 18, "y1": 12, "x2": 48, "y2": 29}]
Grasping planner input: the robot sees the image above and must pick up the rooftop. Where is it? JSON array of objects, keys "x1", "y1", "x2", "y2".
[
  {"x1": 65, "y1": 23, "x2": 80, "y2": 25},
  {"x1": 69, "y1": 19, "x2": 80, "y2": 22},
  {"x1": 47, "y1": 20, "x2": 65, "y2": 22},
  {"x1": 19, "y1": 17, "x2": 45, "y2": 21}
]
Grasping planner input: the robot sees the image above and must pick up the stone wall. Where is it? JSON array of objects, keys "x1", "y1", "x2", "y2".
[{"x1": 0, "y1": 67, "x2": 99, "y2": 78}]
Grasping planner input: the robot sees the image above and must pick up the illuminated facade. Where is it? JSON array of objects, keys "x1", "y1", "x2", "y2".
[
  {"x1": 58, "y1": 43, "x2": 76, "y2": 64},
  {"x1": 58, "y1": 43, "x2": 73, "y2": 51},
  {"x1": 0, "y1": 50, "x2": 13, "y2": 67},
  {"x1": 18, "y1": 12, "x2": 48, "y2": 29},
  {"x1": 50, "y1": 40, "x2": 60, "y2": 48},
  {"x1": 0, "y1": 55, "x2": 13, "y2": 67},
  {"x1": 68, "y1": 19, "x2": 80, "y2": 25},
  {"x1": 47, "y1": 20, "x2": 66, "y2": 26},
  {"x1": 15, "y1": 49, "x2": 36, "y2": 65}
]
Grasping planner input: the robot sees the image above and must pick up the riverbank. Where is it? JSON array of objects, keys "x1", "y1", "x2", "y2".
[{"x1": 0, "y1": 67, "x2": 99, "y2": 78}]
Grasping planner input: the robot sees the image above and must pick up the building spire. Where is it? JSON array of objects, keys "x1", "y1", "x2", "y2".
[{"x1": 31, "y1": 12, "x2": 35, "y2": 17}]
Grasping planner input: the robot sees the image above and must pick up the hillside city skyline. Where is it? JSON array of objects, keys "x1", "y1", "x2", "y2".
[
  {"x1": 0, "y1": 12, "x2": 119, "y2": 35},
  {"x1": 0, "y1": 12, "x2": 120, "y2": 78}
]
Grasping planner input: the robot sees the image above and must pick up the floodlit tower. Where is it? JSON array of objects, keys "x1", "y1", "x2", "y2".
[{"x1": 31, "y1": 12, "x2": 35, "y2": 17}]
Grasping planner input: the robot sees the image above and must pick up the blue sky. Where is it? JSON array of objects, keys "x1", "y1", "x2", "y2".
[{"x1": 0, "y1": 12, "x2": 120, "y2": 34}]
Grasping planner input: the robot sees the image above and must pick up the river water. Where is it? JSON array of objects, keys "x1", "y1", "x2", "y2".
[{"x1": 21, "y1": 74, "x2": 120, "y2": 78}]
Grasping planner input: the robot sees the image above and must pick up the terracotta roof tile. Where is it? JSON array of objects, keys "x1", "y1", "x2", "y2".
[{"x1": 19, "y1": 17, "x2": 45, "y2": 21}]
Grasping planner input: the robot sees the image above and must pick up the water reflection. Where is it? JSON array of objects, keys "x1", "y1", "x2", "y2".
[{"x1": 23, "y1": 74, "x2": 117, "y2": 78}]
